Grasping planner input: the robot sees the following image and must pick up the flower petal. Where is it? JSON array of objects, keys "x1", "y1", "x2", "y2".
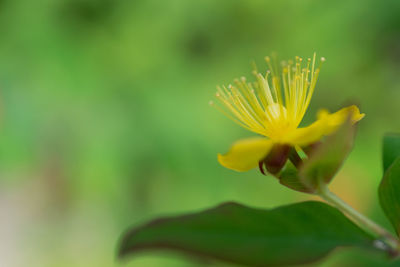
[
  {"x1": 285, "y1": 105, "x2": 364, "y2": 147},
  {"x1": 218, "y1": 137, "x2": 274, "y2": 171}
]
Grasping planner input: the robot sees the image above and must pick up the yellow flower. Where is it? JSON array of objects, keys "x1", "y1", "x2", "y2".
[{"x1": 212, "y1": 53, "x2": 364, "y2": 172}]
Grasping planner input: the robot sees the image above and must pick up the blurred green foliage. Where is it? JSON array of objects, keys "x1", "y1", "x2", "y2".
[{"x1": 0, "y1": 0, "x2": 399, "y2": 266}]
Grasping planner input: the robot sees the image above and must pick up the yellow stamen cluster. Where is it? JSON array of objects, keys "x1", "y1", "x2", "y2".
[{"x1": 211, "y1": 53, "x2": 325, "y2": 140}]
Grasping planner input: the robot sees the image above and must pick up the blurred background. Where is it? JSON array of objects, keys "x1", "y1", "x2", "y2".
[{"x1": 0, "y1": 0, "x2": 399, "y2": 266}]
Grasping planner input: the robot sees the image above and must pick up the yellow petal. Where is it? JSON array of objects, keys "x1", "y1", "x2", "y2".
[
  {"x1": 318, "y1": 105, "x2": 365, "y2": 130},
  {"x1": 284, "y1": 119, "x2": 328, "y2": 147},
  {"x1": 285, "y1": 105, "x2": 365, "y2": 147},
  {"x1": 218, "y1": 137, "x2": 273, "y2": 171}
]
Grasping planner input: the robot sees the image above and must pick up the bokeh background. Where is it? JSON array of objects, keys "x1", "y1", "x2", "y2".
[{"x1": 0, "y1": 0, "x2": 399, "y2": 266}]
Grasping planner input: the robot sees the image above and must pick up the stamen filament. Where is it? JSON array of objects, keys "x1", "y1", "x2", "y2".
[{"x1": 212, "y1": 53, "x2": 325, "y2": 140}]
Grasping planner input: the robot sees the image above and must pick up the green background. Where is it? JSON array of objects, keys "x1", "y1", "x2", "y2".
[{"x1": 0, "y1": 0, "x2": 399, "y2": 266}]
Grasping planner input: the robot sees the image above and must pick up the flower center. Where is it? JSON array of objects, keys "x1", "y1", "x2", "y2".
[
  {"x1": 264, "y1": 103, "x2": 294, "y2": 139},
  {"x1": 267, "y1": 103, "x2": 286, "y2": 120}
]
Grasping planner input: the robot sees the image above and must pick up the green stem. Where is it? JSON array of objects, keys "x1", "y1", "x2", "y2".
[{"x1": 318, "y1": 184, "x2": 400, "y2": 255}]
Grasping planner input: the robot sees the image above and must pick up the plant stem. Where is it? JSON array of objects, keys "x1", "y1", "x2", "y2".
[{"x1": 318, "y1": 184, "x2": 400, "y2": 255}]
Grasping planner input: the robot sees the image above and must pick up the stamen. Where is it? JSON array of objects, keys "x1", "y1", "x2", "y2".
[{"x1": 213, "y1": 53, "x2": 324, "y2": 139}]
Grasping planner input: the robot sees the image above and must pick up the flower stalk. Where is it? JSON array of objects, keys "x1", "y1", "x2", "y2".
[{"x1": 317, "y1": 184, "x2": 400, "y2": 256}]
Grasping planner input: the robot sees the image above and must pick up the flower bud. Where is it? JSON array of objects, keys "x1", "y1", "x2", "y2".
[{"x1": 259, "y1": 144, "x2": 290, "y2": 175}]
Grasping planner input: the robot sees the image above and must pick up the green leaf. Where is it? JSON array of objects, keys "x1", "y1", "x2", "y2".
[
  {"x1": 118, "y1": 201, "x2": 376, "y2": 266},
  {"x1": 299, "y1": 120, "x2": 355, "y2": 191},
  {"x1": 383, "y1": 134, "x2": 400, "y2": 173},
  {"x1": 379, "y1": 157, "x2": 400, "y2": 236},
  {"x1": 279, "y1": 162, "x2": 314, "y2": 193}
]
